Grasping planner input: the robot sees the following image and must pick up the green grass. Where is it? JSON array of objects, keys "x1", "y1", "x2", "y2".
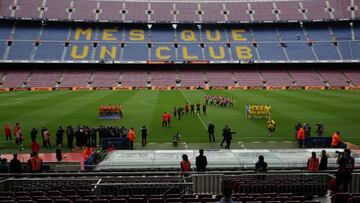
[{"x1": 0, "y1": 90, "x2": 360, "y2": 153}]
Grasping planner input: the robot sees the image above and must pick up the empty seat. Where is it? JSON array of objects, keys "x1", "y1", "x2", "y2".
[
  {"x1": 148, "y1": 198, "x2": 165, "y2": 203},
  {"x1": 332, "y1": 193, "x2": 351, "y2": 203},
  {"x1": 289, "y1": 196, "x2": 305, "y2": 202},
  {"x1": 47, "y1": 191, "x2": 62, "y2": 196},
  {"x1": 184, "y1": 198, "x2": 200, "y2": 203},
  {"x1": 15, "y1": 192, "x2": 29, "y2": 196},
  {"x1": 84, "y1": 195, "x2": 98, "y2": 199},
  {"x1": 116, "y1": 195, "x2": 130, "y2": 201},
  {"x1": 49, "y1": 196, "x2": 66, "y2": 200},
  {"x1": 272, "y1": 197, "x2": 288, "y2": 202},
  {"x1": 78, "y1": 190, "x2": 91, "y2": 197},
  {"x1": 66, "y1": 195, "x2": 81, "y2": 201},
  {"x1": 93, "y1": 200, "x2": 110, "y2": 203},
  {"x1": 183, "y1": 195, "x2": 197, "y2": 199},
  {"x1": 54, "y1": 200, "x2": 72, "y2": 203},
  {"x1": 74, "y1": 200, "x2": 92, "y2": 203},
  {"x1": 111, "y1": 199, "x2": 128, "y2": 203},
  {"x1": 201, "y1": 198, "x2": 217, "y2": 203},
  {"x1": 30, "y1": 191, "x2": 45, "y2": 197},
  {"x1": 166, "y1": 194, "x2": 181, "y2": 199},
  {"x1": 17, "y1": 200, "x2": 36, "y2": 203},
  {"x1": 0, "y1": 192, "x2": 13, "y2": 197},
  {"x1": 0, "y1": 196, "x2": 13, "y2": 200},
  {"x1": 129, "y1": 198, "x2": 145, "y2": 203},
  {"x1": 16, "y1": 196, "x2": 31, "y2": 201},
  {"x1": 37, "y1": 199, "x2": 54, "y2": 203},
  {"x1": 62, "y1": 190, "x2": 77, "y2": 196},
  {"x1": 256, "y1": 197, "x2": 272, "y2": 202},
  {"x1": 167, "y1": 198, "x2": 182, "y2": 202},
  {"x1": 99, "y1": 195, "x2": 115, "y2": 200},
  {"x1": 32, "y1": 196, "x2": 47, "y2": 200}
]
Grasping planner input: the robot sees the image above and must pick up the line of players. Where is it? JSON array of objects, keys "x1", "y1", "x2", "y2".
[
  {"x1": 205, "y1": 95, "x2": 234, "y2": 107},
  {"x1": 98, "y1": 104, "x2": 123, "y2": 118}
]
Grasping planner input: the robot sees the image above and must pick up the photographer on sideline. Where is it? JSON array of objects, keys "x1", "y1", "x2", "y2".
[{"x1": 335, "y1": 149, "x2": 355, "y2": 192}]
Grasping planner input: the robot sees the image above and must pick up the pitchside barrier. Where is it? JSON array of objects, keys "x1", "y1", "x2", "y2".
[
  {"x1": 0, "y1": 171, "x2": 359, "y2": 194},
  {"x1": 101, "y1": 138, "x2": 130, "y2": 150},
  {"x1": 304, "y1": 137, "x2": 347, "y2": 148}
]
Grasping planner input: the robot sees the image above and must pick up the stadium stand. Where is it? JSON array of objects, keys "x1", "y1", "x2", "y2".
[
  {"x1": 1, "y1": 22, "x2": 360, "y2": 63},
  {"x1": 0, "y1": 0, "x2": 359, "y2": 23}
]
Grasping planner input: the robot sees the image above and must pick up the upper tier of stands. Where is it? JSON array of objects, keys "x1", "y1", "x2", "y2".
[
  {"x1": 1, "y1": 21, "x2": 360, "y2": 63},
  {"x1": 0, "y1": 0, "x2": 359, "y2": 23}
]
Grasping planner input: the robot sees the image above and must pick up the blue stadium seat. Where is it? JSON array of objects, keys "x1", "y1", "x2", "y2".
[
  {"x1": 203, "y1": 43, "x2": 231, "y2": 61},
  {"x1": 331, "y1": 24, "x2": 352, "y2": 41},
  {"x1": 123, "y1": 43, "x2": 149, "y2": 61},
  {"x1": 229, "y1": 43, "x2": 257, "y2": 61},
  {"x1": 41, "y1": 24, "x2": 69, "y2": 41},
  {"x1": 0, "y1": 41, "x2": 6, "y2": 60},
  {"x1": 123, "y1": 26, "x2": 149, "y2": 42},
  {"x1": 285, "y1": 42, "x2": 316, "y2": 60},
  {"x1": 201, "y1": 25, "x2": 227, "y2": 42},
  {"x1": 151, "y1": 25, "x2": 175, "y2": 42},
  {"x1": 176, "y1": 25, "x2": 200, "y2": 42},
  {"x1": 64, "y1": 43, "x2": 94, "y2": 61},
  {"x1": 177, "y1": 43, "x2": 203, "y2": 60},
  {"x1": 7, "y1": 42, "x2": 34, "y2": 60},
  {"x1": 354, "y1": 22, "x2": 360, "y2": 40},
  {"x1": 69, "y1": 26, "x2": 97, "y2": 41},
  {"x1": 350, "y1": 41, "x2": 360, "y2": 59},
  {"x1": 150, "y1": 44, "x2": 176, "y2": 61},
  {"x1": 34, "y1": 42, "x2": 64, "y2": 60},
  {"x1": 226, "y1": 27, "x2": 252, "y2": 42},
  {"x1": 313, "y1": 42, "x2": 340, "y2": 60},
  {"x1": 305, "y1": 24, "x2": 332, "y2": 41},
  {"x1": 0, "y1": 23, "x2": 13, "y2": 40},
  {"x1": 252, "y1": 25, "x2": 279, "y2": 42},
  {"x1": 338, "y1": 41, "x2": 354, "y2": 60},
  {"x1": 257, "y1": 43, "x2": 287, "y2": 60},
  {"x1": 277, "y1": 24, "x2": 306, "y2": 41},
  {"x1": 95, "y1": 44, "x2": 121, "y2": 61},
  {"x1": 13, "y1": 23, "x2": 41, "y2": 40}
]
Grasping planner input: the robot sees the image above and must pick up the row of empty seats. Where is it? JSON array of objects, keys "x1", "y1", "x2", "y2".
[
  {"x1": 0, "y1": 191, "x2": 321, "y2": 203},
  {"x1": 0, "y1": 0, "x2": 358, "y2": 23},
  {"x1": 2, "y1": 22, "x2": 360, "y2": 42},
  {"x1": 0, "y1": 69, "x2": 357, "y2": 88}
]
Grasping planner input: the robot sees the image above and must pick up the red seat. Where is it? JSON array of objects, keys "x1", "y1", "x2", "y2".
[
  {"x1": 77, "y1": 190, "x2": 91, "y2": 197},
  {"x1": 148, "y1": 198, "x2": 165, "y2": 203},
  {"x1": 47, "y1": 191, "x2": 62, "y2": 196},
  {"x1": 74, "y1": 200, "x2": 92, "y2": 203},
  {"x1": 37, "y1": 199, "x2": 54, "y2": 203},
  {"x1": 111, "y1": 199, "x2": 128, "y2": 203},
  {"x1": 184, "y1": 198, "x2": 200, "y2": 203},
  {"x1": 99, "y1": 195, "x2": 115, "y2": 200},
  {"x1": 54, "y1": 200, "x2": 72, "y2": 203},
  {"x1": 265, "y1": 201, "x2": 281, "y2": 203},
  {"x1": 166, "y1": 194, "x2": 181, "y2": 199},
  {"x1": 0, "y1": 192, "x2": 13, "y2": 197},
  {"x1": 332, "y1": 193, "x2": 351, "y2": 203},
  {"x1": 17, "y1": 200, "x2": 36, "y2": 203},
  {"x1": 129, "y1": 198, "x2": 145, "y2": 203},
  {"x1": 62, "y1": 190, "x2": 77, "y2": 196},
  {"x1": 16, "y1": 196, "x2": 31, "y2": 201},
  {"x1": 289, "y1": 196, "x2": 305, "y2": 202},
  {"x1": 93, "y1": 199, "x2": 110, "y2": 203},
  {"x1": 15, "y1": 192, "x2": 29, "y2": 197},
  {"x1": 30, "y1": 191, "x2": 45, "y2": 197},
  {"x1": 348, "y1": 196, "x2": 360, "y2": 203},
  {"x1": 167, "y1": 198, "x2": 182, "y2": 202},
  {"x1": 284, "y1": 201, "x2": 301, "y2": 203},
  {"x1": 0, "y1": 201, "x2": 15, "y2": 203},
  {"x1": 256, "y1": 197, "x2": 272, "y2": 202},
  {"x1": 66, "y1": 195, "x2": 80, "y2": 201},
  {"x1": 201, "y1": 198, "x2": 216, "y2": 203},
  {"x1": 183, "y1": 195, "x2": 197, "y2": 199},
  {"x1": 116, "y1": 195, "x2": 130, "y2": 201},
  {"x1": 0, "y1": 196, "x2": 13, "y2": 200}
]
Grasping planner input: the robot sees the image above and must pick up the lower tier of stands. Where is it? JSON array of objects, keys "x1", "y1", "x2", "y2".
[{"x1": 0, "y1": 68, "x2": 359, "y2": 89}]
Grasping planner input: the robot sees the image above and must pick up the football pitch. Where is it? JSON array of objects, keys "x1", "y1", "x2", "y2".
[{"x1": 0, "y1": 90, "x2": 360, "y2": 152}]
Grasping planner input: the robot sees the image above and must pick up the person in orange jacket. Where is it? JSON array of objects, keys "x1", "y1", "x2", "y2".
[
  {"x1": 83, "y1": 146, "x2": 93, "y2": 160},
  {"x1": 128, "y1": 128, "x2": 135, "y2": 150},
  {"x1": 4, "y1": 123, "x2": 12, "y2": 141},
  {"x1": 297, "y1": 126, "x2": 305, "y2": 148},
  {"x1": 307, "y1": 151, "x2": 319, "y2": 172},
  {"x1": 167, "y1": 113, "x2": 172, "y2": 127},
  {"x1": 331, "y1": 131, "x2": 341, "y2": 148},
  {"x1": 162, "y1": 112, "x2": 168, "y2": 128}
]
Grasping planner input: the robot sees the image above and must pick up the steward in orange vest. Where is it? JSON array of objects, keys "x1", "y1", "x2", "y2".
[
  {"x1": 297, "y1": 127, "x2": 305, "y2": 148},
  {"x1": 180, "y1": 154, "x2": 191, "y2": 174},
  {"x1": 128, "y1": 128, "x2": 135, "y2": 150},
  {"x1": 331, "y1": 131, "x2": 341, "y2": 148},
  {"x1": 307, "y1": 152, "x2": 319, "y2": 172}
]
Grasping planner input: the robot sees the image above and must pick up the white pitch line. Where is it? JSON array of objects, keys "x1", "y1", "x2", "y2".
[
  {"x1": 180, "y1": 90, "x2": 207, "y2": 129},
  {"x1": 267, "y1": 141, "x2": 277, "y2": 143}
]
